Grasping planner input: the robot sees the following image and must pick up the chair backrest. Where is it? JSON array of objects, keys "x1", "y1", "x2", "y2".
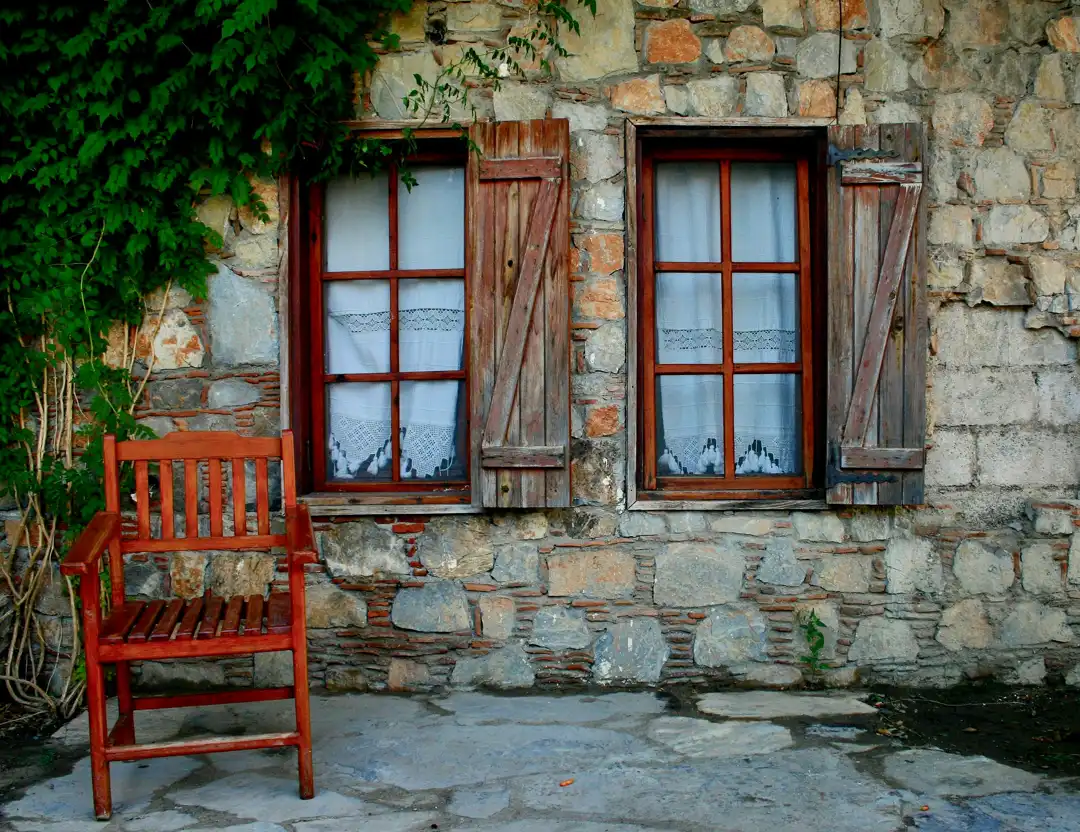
[{"x1": 103, "y1": 432, "x2": 298, "y2": 596}]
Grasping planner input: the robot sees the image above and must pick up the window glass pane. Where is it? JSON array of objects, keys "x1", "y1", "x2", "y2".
[
  {"x1": 734, "y1": 374, "x2": 801, "y2": 475},
  {"x1": 325, "y1": 281, "x2": 390, "y2": 374},
  {"x1": 731, "y1": 163, "x2": 797, "y2": 263},
  {"x1": 733, "y1": 273, "x2": 798, "y2": 363},
  {"x1": 656, "y1": 273, "x2": 723, "y2": 365},
  {"x1": 325, "y1": 174, "x2": 389, "y2": 271},
  {"x1": 399, "y1": 279, "x2": 465, "y2": 372},
  {"x1": 327, "y1": 383, "x2": 392, "y2": 481},
  {"x1": 401, "y1": 381, "x2": 465, "y2": 480},
  {"x1": 655, "y1": 163, "x2": 721, "y2": 262},
  {"x1": 399, "y1": 166, "x2": 466, "y2": 270},
  {"x1": 656, "y1": 375, "x2": 724, "y2": 476}
]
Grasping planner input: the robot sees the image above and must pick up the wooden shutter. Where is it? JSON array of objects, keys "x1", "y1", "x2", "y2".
[
  {"x1": 826, "y1": 124, "x2": 927, "y2": 506},
  {"x1": 467, "y1": 119, "x2": 571, "y2": 508}
]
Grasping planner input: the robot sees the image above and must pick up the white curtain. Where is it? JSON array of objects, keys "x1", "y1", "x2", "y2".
[
  {"x1": 654, "y1": 162, "x2": 801, "y2": 477},
  {"x1": 323, "y1": 166, "x2": 466, "y2": 481}
]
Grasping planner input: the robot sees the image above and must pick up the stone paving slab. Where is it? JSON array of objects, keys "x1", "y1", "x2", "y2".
[{"x1": 3, "y1": 690, "x2": 1076, "y2": 831}]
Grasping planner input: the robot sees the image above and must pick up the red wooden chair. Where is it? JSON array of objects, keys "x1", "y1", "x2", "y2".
[{"x1": 60, "y1": 430, "x2": 316, "y2": 820}]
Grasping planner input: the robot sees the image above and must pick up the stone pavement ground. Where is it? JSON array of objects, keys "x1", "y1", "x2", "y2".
[{"x1": 4, "y1": 690, "x2": 1080, "y2": 831}]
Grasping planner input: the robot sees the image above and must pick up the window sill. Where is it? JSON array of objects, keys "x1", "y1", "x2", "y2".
[
  {"x1": 629, "y1": 494, "x2": 827, "y2": 511},
  {"x1": 301, "y1": 493, "x2": 480, "y2": 517}
]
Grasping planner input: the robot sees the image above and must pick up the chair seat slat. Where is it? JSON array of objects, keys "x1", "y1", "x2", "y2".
[
  {"x1": 266, "y1": 592, "x2": 291, "y2": 634},
  {"x1": 220, "y1": 596, "x2": 245, "y2": 637},
  {"x1": 149, "y1": 599, "x2": 185, "y2": 642},
  {"x1": 198, "y1": 596, "x2": 225, "y2": 639},
  {"x1": 101, "y1": 602, "x2": 144, "y2": 644},
  {"x1": 174, "y1": 598, "x2": 204, "y2": 641},
  {"x1": 128, "y1": 600, "x2": 166, "y2": 643},
  {"x1": 244, "y1": 594, "x2": 264, "y2": 636}
]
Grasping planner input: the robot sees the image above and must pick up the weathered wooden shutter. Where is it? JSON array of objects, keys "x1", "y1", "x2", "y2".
[
  {"x1": 467, "y1": 119, "x2": 571, "y2": 508},
  {"x1": 827, "y1": 124, "x2": 927, "y2": 506}
]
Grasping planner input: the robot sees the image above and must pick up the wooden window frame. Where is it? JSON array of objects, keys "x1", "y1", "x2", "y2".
[
  {"x1": 626, "y1": 119, "x2": 831, "y2": 510},
  {"x1": 289, "y1": 131, "x2": 475, "y2": 507}
]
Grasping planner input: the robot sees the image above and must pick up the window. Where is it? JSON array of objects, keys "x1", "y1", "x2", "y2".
[
  {"x1": 307, "y1": 146, "x2": 470, "y2": 495},
  {"x1": 291, "y1": 121, "x2": 573, "y2": 508},
  {"x1": 630, "y1": 123, "x2": 928, "y2": 507},
  {"x1": 638, "y1": 140, "x2": 820, "y2": 499}
]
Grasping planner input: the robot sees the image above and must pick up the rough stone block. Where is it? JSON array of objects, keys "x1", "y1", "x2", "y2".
[
  {"x1": 925, "y1": 430, "x2": 975, "y2": 488},
  {"x1": 685, "y1": 75, "x2": 739, "y2": 118},
  {"x1": 931, "y1": 370, "x2": 1036, "y2": 426},
  {"x1": 548, "y1": 549, "x2": 635, "y2": 598},
  {"x1": 936, "y1": 599, "x2": 992, "y2": 650},
  {"x1": 693, "y1": 606, "x2": 767, "y2": 667},
  {"x1": 797, "y1": 79, "x2": 837, "y2": 118},
  {"x1": 966, "y1": 259, "x2": 1031, "y2": 307},
  {"x1": 812, "y1": 556, "x2": 871, "y2": 593},
  {"x1": 1048, "y1": 16, "x2": 1080, "y2": 52},
  {"x1": 848, "y1": 617, "x2": 920, "y2": 663},
  {"x1": 584, "y1": 323, "x2": 625, "y2": 373},
  {"x1": 306, "y1": 583, "x2": 367, "y2": 629},
  {"x1": 645, "y1": 19, "x2": 701, "y2": 64},
  {"x1": 608, "y1": 76, "x2": 665, "y2": 115},
  {"x1": 491, "y1": 543, "x2": 539, "y2": 584},
  {"x1": 325, "y1": 666, "x2": 369, "y2": 693},
  {"x1": 571, "y1": 132, "x2": 621, "y2": 183},
  {"x1": 618, "y1": 512, "x2": 667, "y2": 537},
  {"x1": 318, "y1": 522, "x2": 409, "y2": 579},
  {"x1": 451, "y1": 644, "x2": 535, "y2": 689},
  {"x1": 885, "y1": 536, "x2": 942, "y2": 594},
  {"x1": 254, "y1": 651, "x2": 293, "y2": 687},
  {"x1": 493, "y1": 84, "x2": 551, "y2": 122},
  {"x1": 207, "y1": 378, "x2": 260, "y2": 408},
  {"x1": 756, "y1": 539, "x2": 806, "y2": 587},
  {"x1": 792, "y1": 512, "x2": 845, "y2": 542},
  {"x1": 793, "y1": 601, "x2": 839, "y2": 660},
  {"x1": 570, "y1": 439, "x2": 622, "y2": 505},
  {"x1": 982, "y1": 205, "x2": 1049, "y2": 246},
  {"x1": 420, "y1": 517, "x2": 495, "y2": 579},
  {"x1": 530, "y1": 606, "x2": 591, "y2": 650},
  {"x1": 208, "y1": 264, "x2": 279, "y2": 367},
  {"x1": 140, "y1": 660, "x2": 226, "y2": 690},
  {"x1": 977, "y1": 430, "x2": 1080, "y2": 487},
  {"x1": 745, "y1": 72, "x2": 787, "y2": 117},
  {"x1": 207, "y1": 553, "x2": 275, "y2": 598},
  {"x1": 388, "y1": 658, "x2": 433, "y2": 691},
  {"x1": 577, "y1": 181, "x2": 624, "y2": 223},
  {"x1": 654, "y1": 542, "x2": 744, "y2": 607},
  {"x1": 795, "y1": 33, "x2": 856, "y2": 79},
  {"x1": 725, "y1": 26, "x2": 775, "y2": 63},
  {"x1": 556, "y1": 0, "x2": 638, "y2": 81},
  {"x1": 1069, "y1": 532, "x2": 1080, "y2": 586},
  {"x1": 479, "y1": 595, "x2": 515, "y2": 640},
  {"x1": 928, "y1": 205, "x2": 974, "y2": 246},
  {"x1": 136, "y1": 310, "x2": 204, "y2": 371},
  {"x1": 878, "y1": 0, "x2": 944, "y2": 39},
  {"x1": 447, "y1": 3, "x2": 501, "y2": 32},
  {"x1": 761, "y1": 0, "x2": 804, "y2": 29},
  {"x1": 710, "y1": 515, "x2": 774, "y2": 536},
  {"x1": 1004, "y1": 657, "x2": 1047, "y2": 685},
  {"x1": 864, "y1": 38, "x2": 908, "y2": 92},
  {"x1": 125, "y1": 561, "x2": 164, "y2": 599},
  {"x1": 1027, "y1": 502, "x2": 1076, "y2": 535},
  {"x1": 1020, "y1": 543, "x2": 1063, "y2": 594},
  {"x1": 1036, "y1": 370, "x2": 1080, "y2": 426},
  {"x1": 849, "y1": 511, "x2": 891, "y2": 542},
  {"x1": 953, "y1": 539, "x2": 1015, "y2": 596},
  {"x1": 1000, "y1": 601, "x2": 1073, "y2": 645},
  {"x1": 934, "y1": 305, "x2": 1075, "y2": 368},
  {"x1": 932, "y1": 93, "x2": 994, "y2": 147},
  {"x1": 552, "y1": 101, "x2": 610, "y2": 132},
  {"x1": 1005, "y1": 100, "x2": 1055, "y2": 152},
  {"x1": 169, "y1": 552, "x2": 206, "y2": 599},
  {"x1": 391, "y1": 581, "x2": 471, "y2": 633},
  {"x1": 593, "y1": 617, "x2": 668, "y2": 684}
]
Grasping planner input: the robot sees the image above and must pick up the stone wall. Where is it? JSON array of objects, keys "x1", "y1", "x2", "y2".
[{"x1": 106, "y1": 0, "x2": 1080, "y2": 692}]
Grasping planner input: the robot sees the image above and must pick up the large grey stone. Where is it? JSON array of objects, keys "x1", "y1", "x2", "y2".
[
  {"x1": 756, "y1": 539, "x2": 806, "y2": 587},
  {"x1": 254, "y1": 651, "x2": 293, "y2": 687},
  {"x1": 1000, "y1": 601, "x2": 1073, "y2": 645},
  {"x1": 885, "y1": 536, "x2": 942, "y2": 594},
  {"x1": 973, "y1": 147, "x2": 1031, "y2": 202},
  {"x1": 208, "y1": 264, "x2": 279, "y2": 367},
  {"x1": 435, "y1": 690, "x2": 666, "y2": 724},
  {"x1": 792, "y1": 512, "x2": 845, "y2": 542},
  {"x1": 882, "y1": 749, "x2": 1041, "y2": 797},
  {"x1": 983, "y1": 205, "x2": 1049, "y2": 246},
  {"x1": 491, "y1": 542, "x2": 539, "y2": 584},
  {"x1": 744, "y1": 72, "x2": 787, "y2": 117},
  {"x1": 693, "y1": 605, "x2": 767, "y2": 667},
  {"x1": 551, "y1": 101, "x2": 609, "y2": 132},
  {"x1": 647, "y1": 717, "x2": 793, "y2": 758},
  {"x1": 555, "y1": 0, "x2": 638, "y2": 81},
  {"x1": 207, "y1": 553, "x2": 276, "y2": 597},
  {"x1": 932, "y1": 369, "x2": 1036, "y2": 425},
  {"x1": 1021, "y1": 542, "x2": 1063, "y2": 594},
  {"x1": 208, "y1": 378, "x2": 261, "y2": 408},
  {"x1": 878, "y1": 0, "x2": 944, "y2": 40},
  {"x1": 479, "y1": 595, "x2": 515, "y2": 640},
  {"x1": 864, "y1": 38, "x2": 908, "y2": 92},
  {"x1": 848, "y1": 618, "x2": 919, "y2": 664},
  {"x1": 934, "y1": 305, "x2": 1076, "y2": 368},
  {"x1": 571, "y1": 132, "x2": 621, "y2": 183},
  {"x1": 685, "y1": 75, "x2": 739, "y2": 117},
  {"x1": 654, "y1": 542, "x2": 743, "y2": 607},
  {"x1": 966, "y1": 258, "x2": 1031, "y2": 307},
  {"x1": 584, "y1": 322, "x2": 625, "y2": 373},
  {"x1": 813, "y1": 556, "x2": 871, "y2": 592},
  {"x1": 391, "y1": 581, "x2": 471, "y2": 633},
  {"x1": 932, "y1": 93, "x2": 994, "y2": 147},
  {"x1": 306, "y1": 582, "x2": 367, "y2": 629},
  {"x1": 696, "y1": 692, "x2": 876, "y2": 719},
  {"x1": 1006, "y1": 99, "x2": 1056, "y2": 152},
  {"x1": 420, "y1": 517, "x2": 495, "y2": 578},
  {"x1": 795, "y1": 34, "x2": 857, "y2": 79},
  {"x1": 493, "y1": 84, "x2": 551, "y2": 122},
  {"x1": 936, "y1": 599, "x2": 992, "y2": 651},
  {"x1": 171, "y1": 772, "x2": 372, "y2": 822},
  {"x1": 319, "y1": 522, "x2": 409, "y2": 579},
  {"x1": 451, "y1": 644, "x2": 536, "y2": 689},
  {"x1": 530, "y1": 606, "x2": 591, "y2": 650},
  {"x1": 593, "y1": 617, "x2": 668, "y2": 684},
  {"x1": 140, "y1": 660, "x2": 226, "y2": 689},
  {"x1": 577, "y1": 180, "x2": 624, "y2": 222}
]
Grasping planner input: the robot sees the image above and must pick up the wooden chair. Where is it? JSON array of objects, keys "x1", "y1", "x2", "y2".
[{"x1": 60, "y1": 430, "x2": 316, "y2": 820}]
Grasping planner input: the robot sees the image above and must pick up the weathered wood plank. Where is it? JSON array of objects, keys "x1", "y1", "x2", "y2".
[
  {"x1": 149, "y1": 599, "x2": 185, "y2": 642},
  {"x1": 902, "y1": 122, "x2": 928, "y2": 505},
  {"x1": 841, "y1": 161, "x2": 922, "y2": 184},
  {"x1": 544, "y1": 118, "x2": 571, "y2": 507},
  {"x1": 851, "y1": 125, "x2": 879, "y2": 506},
  {"x1": 840, "y1": 446, "x2": 925, "y2": 469},
  {"x1": 479, "y1": 157, "x2": 561, "y2": 180},
  {"x1": 481, "y1": 445, "x2": 566, "y2": 468}
]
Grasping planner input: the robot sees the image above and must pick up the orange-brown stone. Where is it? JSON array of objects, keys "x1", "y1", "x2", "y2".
[
  {"x1": 608, "y1": 76, "x2": 665, "y2": 114},
  {"x1": 583, "y1": 233, "x2": 625, "y2": 275},
  {"x1": 797, "y1": 79, "x2": 837, "y2": 118},
  {"x1": 810, "y1": 0, "x2": 868, "y2": 30},
  {"x1": 725, "y1": 25, "x2": 775, "y2": 63},
  {"x1": 1048, "y1": 17, "x2": 1080, "y2": 52},
  {"x1": 586, "y1": 405, "x2": 621, "y2": 438},
  {"x1": 645, "y1": 19, "x2": 701, "y2": 64},
  {"x1": 575, "y1": 277, "x2": 624, "y2": 320}
]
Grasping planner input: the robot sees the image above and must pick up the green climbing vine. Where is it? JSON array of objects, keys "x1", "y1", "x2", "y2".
[{"x1": 0, "y1": 0, "x2": 592, "y2": 717}]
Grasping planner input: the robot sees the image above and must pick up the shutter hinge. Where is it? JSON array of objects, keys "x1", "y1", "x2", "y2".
[
  {"x1": 826, "y1": 444, "x2": 898, "y2": 487},
  {"x1": 827, "y1": 145, "x2": 899, "y2": 167}
]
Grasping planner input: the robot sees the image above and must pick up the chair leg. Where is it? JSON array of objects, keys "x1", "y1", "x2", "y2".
[
  {"x1": 86, "y1": 658, "x2": 112, "y2": 820},
  {"x1": 113, "y1": 661, "x2": 135, "y2": 746},
  {"x1": 292, "y1": 647, "x2": 314, "y2": 800}
]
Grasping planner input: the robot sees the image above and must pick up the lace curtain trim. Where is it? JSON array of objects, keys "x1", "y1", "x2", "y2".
[
  {"x1": 330, "y1": 414, "x2": 458, "y2": 480},
  {"x1": 659, "y1": 432, "x2": 797, "y2": 476},
  {"x1": 659, "y1": 327, "x2": 797, "y2": 355},
  {"x1": 329, "y1": 308, "x2": 465, "y2": 334}
]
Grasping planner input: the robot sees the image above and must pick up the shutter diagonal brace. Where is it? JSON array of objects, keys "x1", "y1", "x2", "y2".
[
  {"x1": 841, "y1": 182, "x2": 922, "y2": 450},
  {"x1": 481, "y1": 176, "x2": 561, "y2": 447}
]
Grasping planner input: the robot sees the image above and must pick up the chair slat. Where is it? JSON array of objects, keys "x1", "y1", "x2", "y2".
[
  {"x1": 116, "y1": 433, "x2": 283, "y2": 461},
  {"x1": 266, "y1": 592, "x2": 291, "y2": 634},
  {"x1": 198, "y1": 596, "x2": 225, "y2": 640},
  {"x1": 160, "y1": 461, "x2": 174, "y2": 540},
  {"x1": 174, "y1": 597, "x2": 205, "y2": 641},
  {"x1": 184, "y1": 460, "x2": 198, "y2": 538},
  {"x1": 134, "y1": 462, "x2": 151, "y2": 540},
  {"x1": 209, "y1": 460, "x2": 223, "y2": 537},
  {"x1": 220, "y1": 596, "x2": 244, "y2": 637},
  {"x1": 128, "y1": 600, "x2": 166, "y2": 644},
  {"x1": 149, "y1": 599, "x2": 185, "y2": 642},
  {"x1": 232, "y1": 458, "x2": 247, "y2": 536},
  {"x1": 102, "y1": 602, "x2": 144, "y2": 644},
  {"x1": 255, "y1": 458, "x2": 270, "y2": 536},
  {"x1": 243, "y1": 594, "x2": 264, "y2": 636}
]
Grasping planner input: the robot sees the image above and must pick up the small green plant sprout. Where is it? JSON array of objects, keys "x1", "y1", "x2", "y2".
[{"x1": 798, "y1": 608, "x2": 828, "y2": 679}]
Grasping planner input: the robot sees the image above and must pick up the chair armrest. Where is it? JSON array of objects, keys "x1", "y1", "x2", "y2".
[
  {"x1": 60, "y1": 512, "x2": 120, "y2": 576},
  {"x1": 285, "y1": 504, "x2": 318, "y2": 567}
]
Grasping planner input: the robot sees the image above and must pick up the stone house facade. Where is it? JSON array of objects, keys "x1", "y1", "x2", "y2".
[{"x1": 113, "y1": 0, "x2": 1080, "y2": 692}]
